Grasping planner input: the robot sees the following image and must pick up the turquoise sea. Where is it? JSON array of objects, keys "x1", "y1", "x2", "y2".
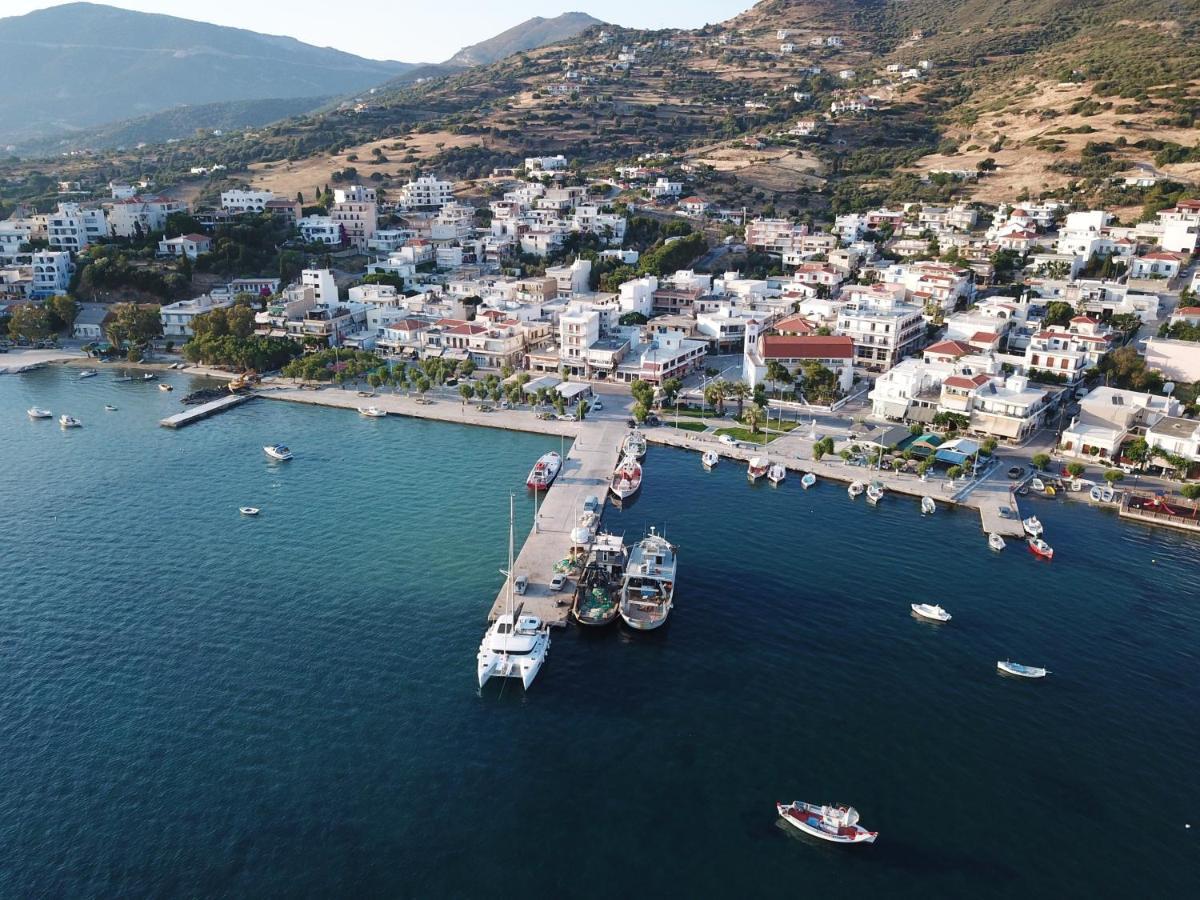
[{"x1": 0, "y1": 366, "x2": 1196, "y2": 897}]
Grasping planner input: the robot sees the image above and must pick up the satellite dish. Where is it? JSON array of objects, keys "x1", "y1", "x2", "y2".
[{"x1": 1164, "y1": 382, "x2": 1176, "y2": 396}]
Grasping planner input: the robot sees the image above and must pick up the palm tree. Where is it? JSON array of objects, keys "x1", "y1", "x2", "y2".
[
  {"x1": 730, "y1": 381, "x2": 750, "y2": 419},
  {"x1": 744, "y1": 404, "x2": 766, "y2": 438}
]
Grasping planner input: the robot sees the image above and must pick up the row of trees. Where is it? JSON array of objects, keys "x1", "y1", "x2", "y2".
[{"x1": 6, "y1": 295, "x2": 78, "y2": 341}]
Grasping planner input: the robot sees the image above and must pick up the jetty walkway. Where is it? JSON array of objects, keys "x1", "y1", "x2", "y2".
[{"x1": 159, "y1": 393, "x2": 252, "y2": 428}]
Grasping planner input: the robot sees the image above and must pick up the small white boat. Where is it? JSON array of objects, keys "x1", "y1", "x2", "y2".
[
  {"x1": 847, "y1": 480, "x2": 865, "y2": 498},
  {"x1": 988, "y1": 533, "x2": 1006, "y2": 552},
  {"x1": 1022, "y1": 516, "x2": 1043, "y2": 537},
  {"x1": 1030, "y1": 476, "x2": 1045, "y2": 492},
  {"x1": 1027, "y1": 537, "x2": 1054, "y2": 560},
  {"x1": 239, "y1": 507, "x2": 260, "y2": 516},
  {"x1": 801, "y1": 472, "x2": 816, "y2": 489},
  {"x1": 104, "y1": 404, "x2": 117, "y2": 411},
  {"x1": 59, "y1": 414, "x2": 81, "y2": 428},
  {"x1": 776, "y1": 801, "x2": 878, "y2": 845},
  {"x1": 1089, "y1": 485, "x2": 1103, "y2": 502},
  {"x1": 359, "y1": 406, "x2": 387, "y2": 418},
  {"x1": 27, "y1": 407, "x2": 52, "y2": 419},
  {"x1": 527, "y1": 451, "x2": 563, "y2": 491},
  {"x1": 158, "y1": 383, "x2": 173, "y2": 392},
  {"x1": 142, "y1": 373, "x2": 156, "y2": 381},
  {"x1": 998, "y1": 660, "x2": 1049, "y2": 679},
  {"x1": 263, "y1": 444, "x2": 293, "y2": 461},
  {"x1": 921, "y1": 496, "x2": 936, "y2": 516},
  {"x1": 78, "y1": 369, "x2": 98, "y2": 379},
  {"x1": 767, "y1": 463, "x2": 786, "y2": 485},
  {"x1": 622, "y1": 429, "x2": 648, "y2": 459},
  {"x1": 747, "y1": 457, "x2": 769, "y2": 482},
  {"x1": 701, "y1": 450, "x2": 719, "y2": 469},
  {"x1": 1100, "y1": 485, "x2": 1115, "y2": 503},
  {"x1": 609, "y1": 456, "x2": 642, "y2": 501},
  {"x1": 866, "y1": 482, "x2": 884, "y2": 505},
  {"x1": 911, "y1": 603, "x2": 951, "y2": 622}
]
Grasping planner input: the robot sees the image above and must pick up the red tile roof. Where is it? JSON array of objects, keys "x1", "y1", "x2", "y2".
[
  {"x1": 1070, "y1": 315, "x2": 1098, "y2": 324},
  {"x1": 1173, "y1": 306, "x2": 1200, "y2": 316},
  {"x1": 761, "y1": 335, "x2": 853, "y2": 359},
  {"x1": 925, "y1": 339, "x2": 972, "y2": 357},
  {"x1": 944, "y1": 374, "x2": 989, "y2": 390},
  {"x1": 970, "y1": 331, "x2": 999, "y2": 343}
]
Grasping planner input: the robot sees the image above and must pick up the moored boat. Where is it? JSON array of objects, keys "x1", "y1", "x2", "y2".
[
  {"x1": 801, "y1": 472, "x2": 817, "y2": 489},
  {"x1": 142, "y1": 373, "x2": 156, "y2": 381},
  {"x1": 866, "y1": 481, "x2": 885, "y2": 505},
  {"x1": 358, "y1": 406, "x2": 387, "y2": 418},
  {"x1": 571, "y1": 532, "x2": 629, "y2": 626},
  {"x1": 619, "y1": 528, "x2": 676, "y2": 630},
  {"x1": 767, "y1": 462, "x2": 786, "y2": 485},
  {"x1": 59, "y1": 414, "x2": 81, "y2": 428},
  {"x1": 701, "y1": 450, "x2": 719, "y2": 469},
  {"x1": 27, "y1": 407, "x2": 52, "y2": 419},
  {"x1": 911, "y1": 603, "x2": 951, "y2": 622},
  {"x1": 848, "y1": 480, "x2": 865, "y2": 498},
  {"x1": 263, "y1": 444, "x2": 293, "y2": 461},
  {"x1": 610, "y1": 456, "x2": 643, "y2": 501},
  {"x1": 239, "y1": 507, "x2": 260, "y2": 516},
  {"x1": 78, "y1": 369, "x2": 98, "y2": 379},
  {"x1": 1022, "y1": 516, "x2": 1043, "y2": 537},
  {"x1": 526, "y1": 451, "x2": 563, "y2": 491},
  {"x1": 988, "y1": 532, "x2": 1006, "y2": 552},
  {"x1": 776, "y1": 801, "x2": 878, "y2": 845},
  {"x1": 158, "y1": 383, "x2": 173, "y2": 391},
  {"x1": 921, "y1": 496, "x2": 936, "y2": 515},
  {"x1": 997, "y1": 660, "x2": 1049, "y2": 679},
  {"x1": 622, "y1": 429, "x2": 647, "y2": 459},
  {"x1": 1030, "y1": 476, "x2": 1045, "y2": 492},
  {"x1": 104, "y1": 404, "x2": 117, "y2": 411},
  {"x1": 1089, "y1": 484, "x2": 1103, "y2": 502},
  {"x1": 1027, "y1": 537, "x2": 1054, "y2": 559},
  {"x1": 747, "y1": 456, "x2": 769, "y2": 482}
]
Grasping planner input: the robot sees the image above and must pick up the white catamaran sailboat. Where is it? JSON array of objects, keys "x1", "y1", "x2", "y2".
[{"x1": 477, "y1": 495, "x2": 551, "y2": 690}]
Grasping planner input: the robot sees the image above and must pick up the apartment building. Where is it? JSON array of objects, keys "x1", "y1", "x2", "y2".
[
  {"x1": 399, "y1": 175, "x2": 454, "y2": 210},
  {"x1": 331, "y1": 185, "x2": 377, "y2": 251},
  {"x1": 106, "y1": 195, "x2": 188, "y2": 238},
  {"x1": 220, "y1": 189, "x2": 275, "y2": 213},
  {"x1": 29, "y1": 250, "x2": 73, "y2": 298},
  {"x1": 47, "y1": 203, "x2": 109, "y2": 252},
  {"x1": 836, "y1": 295, "x2": 925, "y2": 370},
  {"x1": 159, "y1": 293, "x2": 235, "y2": 338}
]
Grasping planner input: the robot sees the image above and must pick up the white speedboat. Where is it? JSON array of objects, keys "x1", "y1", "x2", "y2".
[
  {"x1": 527, "y1": 451, "x2": 562, "y2": 491},
  {"x1": 158, "y1": 383, "x2": 173, "y2": 392},
  {"x1": 767, "y1": 463, "x2": 787, "y2": 485},
  {"x1": 997, "y1": 660, "x2": 1049, "y2": 679},
  {"x1": 866, "y1": 482, "x2": 885, "y2": 505},
  {"x1": 622, "y1": 429, "x2": 648, "y2": 459},
  {"x1": 911, "y1": 603, "x2": 951, "y2": 622},
  {"x1": 478, "y1": 496, "x2": 550, "y2": 689},
  {"x1": 27, "y1": 407, "x2": 52, "y2": 419},
  {"x1": 776, "y1": 801, "x2": 878, "y2": 845},
  {"x1": 1027, "y1": 537, "x2": 1054, "y2": 560},
  {"x1": 921, "y1": 496, "x2": 936, "y2": 515},
  {"x1": 1100, "y1": 485, "x2": 1115, "y2": 503},
  {"x1": 104, "y1": 404, "x2": 117, "y2": 411},
  {"x1": 801, "y1": 472, "x2": 816, "y2": 489},
  {"x1": 358, "y1": 406, "x2": 387, "y2": 418},
  {"x1": 747, "y1": 457, "x2": 769, "y2": 482},
  {"x1": 610, "y1": 456, "x2": 642, "y2": 501},
  {"x1": 1030, "y1": 476, "x2": 1045, "y2": 492},
  {"x1": 989, "y1": 532, "x2": 1006, "y2": 552},
  {"x1": 701, "y1": 450, "x2": 719, "y2": 469},
  {"x1": 619, "y1": 527, "x2": 677, "y2": 630},
  {"x1": 1022, "y1": 516, "x2": 1043, "y2": 537},
  {"x1": 142, "y1": 373, "x2": 156, "y2": 381},
  {"x1": 848, "y1": 480, "x2": 865, "y2": 498},
  {"x1": 263, "y1": 444, "x2": 293, "y2": 461},
  {"x1": 59, "y1": 414, "x2": 81, "y2": 428},
  {"x1": 239, "y1": 507, "x2": 260, "y2": 516},
  {"x1": 78, "y1": 369, "x2": 98, "y2": 379}
]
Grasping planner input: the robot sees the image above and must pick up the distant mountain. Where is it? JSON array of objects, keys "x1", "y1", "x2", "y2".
[
  {"x1": 0, "y1": 2, "x2": 413, "y2": 145},
  {"x1": 446, "y1": 12, "x2": 603, "y2": 67}
]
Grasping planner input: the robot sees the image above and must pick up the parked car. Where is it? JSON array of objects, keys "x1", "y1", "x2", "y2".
[
  {"x1": 591, "y1": 399, "x2": 603, "y2": 411},
  {"x1": 1007, "y1": 466, "x2": 1025, "y2": 479},
  {"x1": 478, "y1": 405, "x2": 494, "y2": 413},
  {"x1": 645, "y1": 414, "x2": 661, "y2": 426},
  {"x1": 718, "y1": 434, "x2": 738, "y2": 447},
  {"x1": 549, "y1": 574, "x2": 568, "y2": 592},
  {"x1": 556, "y1": 413, "x2": 575, "y2": 421},
  {"x1": 514, "y1": 575, "x2": 529, "y2": 595}
]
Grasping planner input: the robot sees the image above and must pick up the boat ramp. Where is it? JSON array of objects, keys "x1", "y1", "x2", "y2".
[{"x1": 159, "y1": 393, "x2": 251, "y2": 428}]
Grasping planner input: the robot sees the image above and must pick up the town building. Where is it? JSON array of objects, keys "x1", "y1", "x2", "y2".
[
  {"x1": 157, "y1": 233, "x2": 213, "y2": 260},
  {"x1": 47, "y1": 203, "x2": 109, "y2": 252},
  {"x1": 159, "y1": 293, "x2": 236, "y2": 338},
  {"x1": 330, "y1": 185, "x2": 378, "y2": 250},
  {"x1": 836, "y1": 294, "x2": 925, "y2": 370},
  {"x1": 220, "y1": 189, "x2": 275, "y2": 213},
  {"x1": 29, "y1": 250, "x2": 73, "y2": 298},
  {"x1": 106, "y1": 196, "x2": 188, "y2": 238},
  {"x1": 399, "y1": 175, "x2": 454, "y2": 210}
]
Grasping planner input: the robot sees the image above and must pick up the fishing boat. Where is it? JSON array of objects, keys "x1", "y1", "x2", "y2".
[
  {"x1": 142, "y1": 373, "x2": 156, "y2": 381},
  {"x1": 478, "y1": 496, "x2": 551, "y2": 689},
  {"x1": 1027, "y1": 537, "x2": 1054, "y2": 560},
  {"x1": 263, "y1": 445, "x2": 293, "y2": 461},
  {"x1": 104, "y1": 404, "x2": 117, "y2": 411},
  {"x1": 59, "y1": 414, "x2": 81, "y2": 428},
  {"x1": 571, "y1": 533, "x2": 629, "y2": 627},
  {"x1": 158, "y1": 383, "x2": 173, "y2": 392},
  {"x1": 747, "y1": 457, "x2": 769, "y2": 482},
  {"x1": 776, "y1": 802, "x2": 878, "y2": 845},
  {"x1": 847, "y1": 480, "x2": 865, "y2": 498},
  {"x1": 1030, "y1": 476, "x2": 1045, "y2": 492},
  {"x1": 526, "y1": 451, "x2": 562, "y2": 491},
  {"x1": 239, "y1": 507, "x2": 260, "y2": 516},
  {"x1": 997, "y1": 660, "x2": 1049, "y2": 679},
  {"x1": 78, "y1": 369, "x2": 98, "y2": 379},
  {"x1": 989, "y1": 533, "x2": 1006, "y2": 552},
  {"x1": 866, "y1": 481, "x2": 885, "y2": 505},
  {"x1": 358, "y1": 406, "x2": 387, "y2": 418},
  {"x1": 801, "y1": 472, "x2": 817, "y2": 490},
  {"x1": 701, "y1": 450, "x2": 719, "y2": 469},
  {"x1": 911, "y1": 603, "x2": 951, "y2": 622},
  {"x1": 622, "y1": 429, "x2": 648, "y2": 459},
  {"x1": 609, "y1": 456, "x2": 643, "y2": 501},
  {"x1": 619, "y1": 528, "x2": 677, "y2": 631},
  {"x1": 921, "y1": 496, "x2": 936, "y2": 515},
  {"x1": 1022, "y1": 516, "x2": 1043, "y2": 537},
  {"x1": 767, "y1": 463, "x2": 787, "y2": 485},
  {"x1": 27, "y1": 407, "x2": 52, "y2": 419}
]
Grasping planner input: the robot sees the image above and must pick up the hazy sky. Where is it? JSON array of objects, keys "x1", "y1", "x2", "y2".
[{"x1": 7, "y1": 1, "x2": 754, "y2": 62}]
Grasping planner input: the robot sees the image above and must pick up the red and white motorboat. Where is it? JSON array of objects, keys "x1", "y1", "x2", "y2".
[
  {"x1": 1027, "y1": 537, "x2": 1054, "y2": 560},
  {"x1": 777, "y1": 801, "x2": 878, "y2": 844},
  {"x1": 526, "y1": 451, "x2": 562, "y2": 491},
  {"x1": 609, "y1": 456, "x2": 643, "y2": 501},
  {"x1": 747, "y1": 456, "x2": 769, "y2": 482}
]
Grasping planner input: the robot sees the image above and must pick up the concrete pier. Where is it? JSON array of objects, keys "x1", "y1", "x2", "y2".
[
  {"x1": 159, "y1": 393, "x2": 251, "y2": 428},
  {"x1": 488, "y1": 421, "x2": 626, "y2": 627}
]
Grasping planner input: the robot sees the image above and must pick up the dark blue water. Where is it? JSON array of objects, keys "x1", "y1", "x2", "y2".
[{"x1": 1, "y1": 367, "x2": 1196, "y2": 897}]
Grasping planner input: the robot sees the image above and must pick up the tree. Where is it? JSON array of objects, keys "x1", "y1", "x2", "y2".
[
  {"x1": 632, "y1": 401, "x2": 649, "y2": 423},
  {"x1": 1124, "y1": 438, "x2": 1150, "y2": 467},
  {"x1": 1032, "y1": 453, "x2": 1051, "y2": 471},
  {"x1": 947, "y1": 465, "x2": 963, "y2": 480},
  {"x1": 459, "y1": 360, "x2": 476, "y2": 378},
  {"x1": 744, "y1": 404, "x2": 765, "y2": 436},
  {"x1": 106, "y1": 303, "x2": 162, "y2": 347},
  {"x1": 459, "y1": 383, "x2": 474, "y2": 404},
  {"x1": 630, "y1": 379, "x2": 655, "y2": 409},
  {"x1": 8, "y1": 304, "x2": 52, "y2": 341},
  {"x1": 45, "y1": 295, "x2": 78, "y2": 331},
  {"x1": 661, "y1": 377, "x2": 683, "y2": 407},
  {"x1": 1066, "y1": 461, "x2": 1086, "y2": 478},
  {"x1": 980, "y1": 437, "x2": 998, "y2": 456},
  {"x1": 619, "y1": 311, "x2": 648, "y2": 326},
  {"x1": 730, "y1": 381, "x2": 750, "y2": 417},
  {"x1": 1181, "y1": 483, "x2": 1200, "y2": 500},
  {"x1": 1103, "y1": 470, "x2": 1125, "y2": 485},
  {"x1": 414, "y1": 375, "x2": 431, "y2": 397}
]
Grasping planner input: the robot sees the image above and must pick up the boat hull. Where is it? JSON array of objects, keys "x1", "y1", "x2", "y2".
[
  {"x1": 777, "y1": 804, "x2": 877, "y2": 844},
  {"x1": 619, "y1": 609, "x2": 669, "y2": 630}
]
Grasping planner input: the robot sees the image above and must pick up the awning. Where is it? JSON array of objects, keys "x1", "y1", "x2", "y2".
[
  {"x1": 556, "y1": 381, "x2": 591, "y2": 400},
  {"x1": 876, "y1": 400, "x2": 908, "y2": 419}
]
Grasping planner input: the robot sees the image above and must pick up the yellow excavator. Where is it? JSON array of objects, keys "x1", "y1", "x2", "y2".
[{"x1": 228, "y1": 370, "x2": 259, "y2": 393}]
